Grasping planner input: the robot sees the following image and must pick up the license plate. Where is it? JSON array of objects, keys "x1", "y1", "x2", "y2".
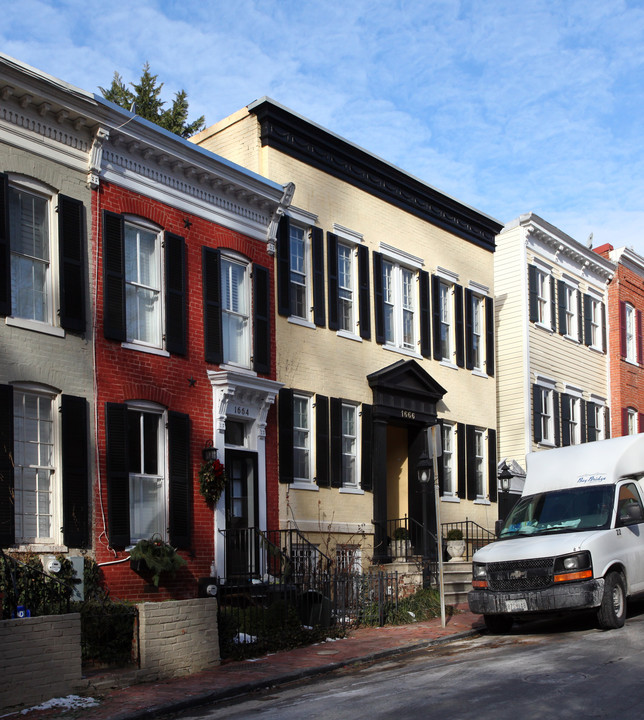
[{"x1": 505, "y1": 599, "x2": 528, "y2": 612}]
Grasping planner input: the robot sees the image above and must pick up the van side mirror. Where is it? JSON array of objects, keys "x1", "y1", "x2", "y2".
[
  {"x1": 495, "y1": 519, "x2": 504, "y2": 537},
  {"x1": 619, "y1": 503, "x2": 644, "y2": 526}
]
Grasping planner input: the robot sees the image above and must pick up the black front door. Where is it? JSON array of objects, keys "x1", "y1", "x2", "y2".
[{"x1": 225, "y1": 450, "x2": 259, "y2": 579}]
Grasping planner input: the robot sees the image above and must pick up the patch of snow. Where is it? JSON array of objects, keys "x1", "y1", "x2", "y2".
[
  {"x1": 20, "y1": 695, "x2": 99, "y2": 714},
  {"x1": 234, "y1": 632, "x2": 257, "y2": 644}
]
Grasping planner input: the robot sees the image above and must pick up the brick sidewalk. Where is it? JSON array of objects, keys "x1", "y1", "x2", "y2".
[{"x1": 13, "y1": 609, "x2": 484, "y2": 720}]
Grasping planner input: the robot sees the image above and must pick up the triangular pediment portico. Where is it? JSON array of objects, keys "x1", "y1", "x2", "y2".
[{"x1": 367, "y1": 359, "x2": 446, "y2": 425}]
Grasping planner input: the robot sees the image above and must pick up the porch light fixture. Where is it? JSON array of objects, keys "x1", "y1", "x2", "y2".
[
  {"x1": 498, "y1": 464, "x2": 513, "y2": 493},
  {"x1": 202, "y1": 440, "x2": 218, "y2": 463},
  {"x1": 416, "y1": 452, "x2": 432, "y2": 484}
]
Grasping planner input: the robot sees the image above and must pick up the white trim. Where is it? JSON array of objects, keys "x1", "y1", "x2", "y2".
[
  {"x1": 288, "y1": 316, "x2": 316, "y2": 330},
  {"x1": 333, "y1": 223, "x2": 364, "y2": 244},
  {"x1": 287, "y1": 205, "x2": 318, "y2": 226},
  {"x1": 380, "y1": 242, "x2": 423, "y2": 269},
  {"x1": 468, "y1": 280, "x2": 490, "y2": 296},
  {"x1": 435, "y1": 266, "x2": 459, "y2": 283},
  {"x1": 6, "y1": 316, "x2": 65, "y2": 337}
]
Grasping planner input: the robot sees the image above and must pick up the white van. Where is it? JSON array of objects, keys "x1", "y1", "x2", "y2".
[{"x1": 468, "y1": 434, "x2": 644, "y2": 632}]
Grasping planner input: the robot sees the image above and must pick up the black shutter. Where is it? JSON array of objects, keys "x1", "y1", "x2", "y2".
[
  {"x1": 360, "y1": 404, "x2": 373, "y2": 492},
  {"x1": 312, "y1": 226, "x2": 326, "y2": 327},
  {"x1": 549, "y1": 276, "x2": 556, "y2": 332},
  {"x1": 553, "y1": 390, "x2": 561, "y2": 446},
  {"x1": 557, "y1": 279, "x2": 566, "y2": 335},
  {"x1": 465, "y1": 424, "x2": 476, "y2": 500},
  {"x1": 637, "y1": 310, "x2": 643, "y2": 364},
  {"x1": 465, "y1": 288, "x2": 474, "y2": 370},
  {"x1": 253, "y1": 263, "x2": 271, "y2": 374},
  {"x1": 437, "y1": 420, "x2": 445, "y2": 496},
  {"x1": 583, "y1": 294, "x2": 592, "y2": 346},
  {"x1": 528, "y1": 265, "x2": 538, "y2": 323},
  {"x1": 605, "y1": 406, "x2": 611, "y2": 439},
  {"x1": 488, "y1": 428, "x2": 497, "y2": 503},
  {"x1": 587, "y1": 402, "x2": 597, "y2": 443},
  {"x1": 432, "y1": 275, "x2": 441, "y2": 361},
  {"x1": 358, "y1": 244, "x2": 371, "y2": 340},
  {"x1": 105, "y1": 402, "x2": 130, "y2": 548},
  {"x1": 327, "y1": 232, "x2": 339, "y2": 331},
  {"x1": 419, "y1": 270, "x2": 431, "y2": 358},
  {"x1": 580, "y1": 399, "x2": 587, "y2": 443},
  {"x1": 278, "y1": 388, "x2": 293, "y2": 484},
  {"x1": 168, "y1": 411, "x2": 191, "y2": 550},
  {"x1": 533, "y1": 385, "x2": 543, "y2": 443},
  {"x1": 485, "y1": 296, "x2": 495, "y2": 377},
  {"x1": 622, "y1": 408, "x2": 629, "y2": 435},
  {"x1": 277, "y1": 215, "x2": 291, "y2": 317},
  {"x1": 202, "y1": 247, "x2": 223, "y2": 364},
  {"x1": 330, "y1": 397, "x2": 342, "y2": 488},
  {"x1": 61, "y1": 395, "x2": 89, "y2": 548},
  {"x1": 620, "y1": 301, "x2": 627, "y2": 357},
  {"x1": 457, "y1": 422, "x2": 466, "y2": 499},
  {"x1": 165, "y1": 232, "x2": 187, "y2": 355},
  {"x1": 316, "y1": 395, "x2": 330, "y2": 487},
  {"x1": 561, "y1": 394, "x2": 571, "y2": 447},
  {"x1": 601, "y1": 302, "x2": 607, "y2": 353},
  {"x1": 58, "y1": 195, "x2": 86, "y2": 333},
  {"x1": 0, "y1": 384, "x2": 14, "y2": 546},
  {"x1": 577, "y1": 291, "x2": 583, "y2": 342},
  {"x1": 0, "y1": 174, "x2": 9, "y2": 316},
  {"x1": 373, "y1": 252, "x2": 385, "y2": 344},
  {"x1": 103, "y1": 211, "x2": 126, "y2": 342},
  {"x1": 455, "y1": 284, "x2": 464, "y2": 368}
]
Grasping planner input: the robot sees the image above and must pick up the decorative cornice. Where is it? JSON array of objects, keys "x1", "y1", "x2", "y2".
[{"x1": 249, "y1": 99, "x2": 502, "y2": 252}]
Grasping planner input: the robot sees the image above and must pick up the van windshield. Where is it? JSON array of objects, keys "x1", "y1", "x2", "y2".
[{"x1": 500, "y1": 485, "x2": 615, "y2": 538}]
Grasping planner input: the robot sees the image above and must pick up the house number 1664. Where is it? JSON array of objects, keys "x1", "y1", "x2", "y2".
[{"x1": 233, "y1": 406, "x2": 250, "y2": 416}]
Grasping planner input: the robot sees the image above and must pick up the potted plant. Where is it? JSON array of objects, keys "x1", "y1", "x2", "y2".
[
  {"x1": 198, "y1": 458, "x2": 227, "y2": 505},
  {"x1": 445, "y1": 528, "x2": 466, "y2": 562},
  {"x1": 392, "y1": 526, "x2": 411, "y2": 559},
  {"x1": 129, "y1": 535, "x2": 187, "y2": 587}
]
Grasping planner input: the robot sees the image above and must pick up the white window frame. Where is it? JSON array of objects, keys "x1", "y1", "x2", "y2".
[
  {"x1": 292, "y1": 543, "x2": 319, "y2": 576},
  {"x1": 539, "y1": 387, "x2": 555, "y2": 445},
  {"x1": 220, "y1": 252, "x2": 251, "y2": 369},
  {"x1": 588, "y1": 295, "x2": 602, "y2": 350},
  {"x1": 534, "y1": 265, "x2": 552, "y2": 328},
  {"x1": 123, "y1": 216, "x2": 164, "y2": 350},
  {"x1": 627, "y1": 407, "x2": 639, "y2": 436},
  {"x1": 13, "y1": 384, "x2": 59, "y2": 546},
  {"x1": 473, "y1": 428, "x2": 487, "y2": 500},
  {"x1": 563, "y1": 281, "x2": 579, "y2": 341},
  {"x1": 441, "y1": 422, "x2": 457, "y2": 499},
  {"x1": 594, "y1": 403, "x2": 607, "y2": 441},
  {"x1": 565, "y1": 393, "x2": 581, "y2": 445},
  {"x1": 439, "y1": 280, "x2": 454, "y2": 363},
  {"x1": 127, "y1": 401, "x2": 168, "y2": 544},
  {"x1": 335, "y1": 544, "x2": 362, "y2": 573},
  {"x1": 382, "y1": 259, "x2": 417, "y2": 353},
  {"x1": 289, "y1": 224, "x2": 310, "y2": 322},
  {"x1": 470, "y1": 291, "x2": 483, "y2": 372},
  {"x1": 340, "y1": 402, "x2": 359, "y2": 490},
  {"x1": 292, "y1": 393, "x2": 316, "y2": 489},
  {"x1": 625, "y1": 303, "x2": 637, "y2": 363},
  {"x1": 6, "y1": 176, "x2": 64, "y2": 337},
  {"x1": 337, "y1": 240, "x2": 356, "y2": 335}
]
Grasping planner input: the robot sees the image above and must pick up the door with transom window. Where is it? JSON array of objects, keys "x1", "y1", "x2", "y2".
[{"x1": 224, "y1": 450, "x2": 259, "y2": 579}]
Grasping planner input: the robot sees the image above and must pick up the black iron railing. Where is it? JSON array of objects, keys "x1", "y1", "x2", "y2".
[
  {"x1": 383, "y1": 516, "x2": 438, "y2": 562},
  {"x1": 440, "y1": 519, "x2": 495, "y2": 560}
]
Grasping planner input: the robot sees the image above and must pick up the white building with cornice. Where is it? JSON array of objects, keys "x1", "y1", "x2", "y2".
[{"x1": 494, "y1": 213, "x2": 615, "y2": 516}]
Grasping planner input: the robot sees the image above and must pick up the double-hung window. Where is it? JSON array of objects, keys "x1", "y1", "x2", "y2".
[
  {"x1": 128, "y1": 404, "x2": 166, "y2": 543},
  {"x1": 293, "y1": 394, "x2": 313, "y2": 485},
  {"x1": 473, "y1": 429, "x2": 486, "y2": 499},
  {"x1": 220, "y1": 256, "x2": 250, "y2": 367},
  {"x1": 439, "y1": 282, "x2": 452, "y2": 361},
  {"x1": 562, "y1": 393, "x2": 581, "y2": 446},
  {"x1": 382, "y1": 260, "x2": 415, "y2": 351},
  {"x1": 624, "y1": 302, "x2": 638, "y2": 363},
  {"x1": 627, "y1": 408, "x2": 638, "y2": 436},
  {"x1": 13, "y1": 388, "x2": 55, "y2": 543},
  {"x1": 337, "y1": 242, "x2": 355, "y2": 333},
  {"x1": 289, "y1": 225, "x2": 308, "y2": 320},
  {"x1": 528, "y1": 263, "x2": 555, "y2": 331},
  {"x1": 558, "y1": 280, "x2": 580, "y2": 340},
  {"x1": 341, "y1": 403, "x2": 358, "y2": 489},
  {"x1": 441, "y1": 423, "x2": 457, "y2": 497},
  {"x1": 538, "y1": 386, "x2": 554, "y2": 444},
  {"x1": 586, "y1": 295, "x2": 602, "y2": 350},
  {"x1": 124, "y1": 220, "x2": 162, "y2": 347}
]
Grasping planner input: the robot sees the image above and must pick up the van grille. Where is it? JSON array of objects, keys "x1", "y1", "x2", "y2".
[{"x1": 487, "y1": 558, "x2": 554, "y2": 591}]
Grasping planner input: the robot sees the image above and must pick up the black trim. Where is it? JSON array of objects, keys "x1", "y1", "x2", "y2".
[
  {"x1": 278, "y1": 388, "x2": 293, "y2": 484},
  {"x1": 0, "y1": 384, "x2": 14, "y2": 546},
  {"x1": 102, "y1": 210, "x2": 126, "y2": 342},
  {"x1": 165, "y1": 232, "x2": 187, "y2": 355},
  {"x1": 253, "y1": 263, "x2": 271, "y2": 374},
  {"x1": 327, "y1": 232, "x2": 339, "y2": 331},
  {"x1": 373, "y1": 252, "x2": 385, "y2": 344},
  {"x1": 58, "y1": 195, "x2": 86, "y2": 333},
  {"x1": 419, "y1": 270, "x2": 431, "y2": 358},
  {"x1": 360, "y1": 404, "x2": 373, "y2": 492},
  {"x1": 168, "y1": 411, "x2": 191, "y2": 550},
  {"x1": 0, "y1": 174, "x2": 9, "y2": 316},
  {"x1": 488, "y1": 428, "x2": 497, "y2": 503},
  {"x1": 357, "y1": 244, "x2": 371, "y2": 340},
  {"x1": 316, "y1": 395, "x2": 330, "y2": 487},
  {"x1": 61, "y1": 395, "x2": 89, "y2": 548},
  {"x1": 329, "y1": 397, "x2": 342, "y2": 488},
  {"x1": 202, "y1": 247, "x2": 223, "y2": 364},
  {"x1": 277, "y1": 215, "x2": 290, "y2": 317},
  {"x1": 454, "y1": 284, "x2": 464, "y2": 368},
  {"x1": 312, "y1": 226, "x2": 326, "y2": 327},
  {"x1": 105, "y1": 402, "x2": 130, "y2": 548}
]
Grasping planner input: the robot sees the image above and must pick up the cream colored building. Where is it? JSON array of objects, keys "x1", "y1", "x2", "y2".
[
  {"x1": 194, "y1": 99, "x2": 502, "y2": 568},
  {"x1": 495, "y1": 214, "x2": 614, "y2": 516}
]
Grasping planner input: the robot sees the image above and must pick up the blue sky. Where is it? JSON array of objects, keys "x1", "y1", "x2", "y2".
[{"x1": 3, "y1": 0, "x2": 644, "y2": 255}]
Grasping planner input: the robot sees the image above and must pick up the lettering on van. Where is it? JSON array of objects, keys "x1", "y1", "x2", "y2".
[{"x1": 576, "y1": 474, "x2": 607, "y2": 484}]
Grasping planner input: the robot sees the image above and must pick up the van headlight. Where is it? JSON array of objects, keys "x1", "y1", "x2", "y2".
[
  {"x1": 553, "y1": 551, "x2": 592, "y2": 583},
  {"x1": 472, "y1": 562, "x2": 488, "y2": 588}
]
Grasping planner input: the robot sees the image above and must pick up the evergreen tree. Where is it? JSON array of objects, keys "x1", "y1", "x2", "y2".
[{"x1": 100, "y1": 63, "x2": 205, "y2": 139}]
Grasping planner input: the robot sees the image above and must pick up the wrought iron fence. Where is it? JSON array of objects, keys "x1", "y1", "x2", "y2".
[
  {"x1": 441, "y1": 519, "x2": 495, "y2": 560},
  {"x1": 217, "y1": 570, "x2": 400, "y2": 660}
]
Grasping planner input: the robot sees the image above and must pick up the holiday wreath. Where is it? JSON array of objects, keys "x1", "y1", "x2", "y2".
[{"x1": 198, "y1": 458, "x2": 227, "y2": 505}]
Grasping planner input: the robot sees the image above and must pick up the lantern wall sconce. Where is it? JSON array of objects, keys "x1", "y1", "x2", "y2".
[{"x1": 202, "y1": 440, "x2": 218, "y2": 462}]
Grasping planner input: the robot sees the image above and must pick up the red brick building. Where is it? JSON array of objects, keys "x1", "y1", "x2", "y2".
[
  {"x1": 595, "y1": 244, "x2": 644, "y2": 437},
  {"x1": 91, "y1": 103, "x2": 291, "y2": 600}
]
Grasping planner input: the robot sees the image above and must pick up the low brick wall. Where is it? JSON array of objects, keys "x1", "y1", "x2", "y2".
[
  {"x1": 0, "y1": 613, "x2": 82, "y2": 713},
  {"x1": 137, "y1": 597, "x2": 219, "y2": 679}
]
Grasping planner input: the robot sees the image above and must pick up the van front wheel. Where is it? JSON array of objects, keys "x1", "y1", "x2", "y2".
[
  {"x1": 597, "y1": 571, "x2": 626, "y2": 629},
  {"x1": 484, "y1": 614, "x2": 513, "y2": 634}
]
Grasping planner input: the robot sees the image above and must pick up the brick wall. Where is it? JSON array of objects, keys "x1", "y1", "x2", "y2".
[
  {"x1": 137, "y1": 598, "x2": 220, "y2": 679},
  {"x1": 0, "y1": 614, "x2": 82, "y2": 713}
]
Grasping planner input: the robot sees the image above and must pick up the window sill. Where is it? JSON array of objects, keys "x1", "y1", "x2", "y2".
[
  {"x1": 288, "y1": 316, "x2": 316, "y2": 330},
  {"x1": 383, "y1": 344, "x2": 422, "y2": 360},
  {"x1": 12, "y1": 543, "x2": 68, "y2": 553},
  {"x1": 337, "y1": 330, "x2": 362, "y2": 343},
  {"x1": 534, "y1": 322, "x2": 554, "y2": 334},
  {"x1": 471, "y1": 369, "x2": 488, "y2": 379},
  {"x1": 6, "y1": 317, "x2": 65, "y2": 338},
  {"x1": 474, "y1": 498, "x2": 491, "y2": 506},
  {"x1": 588, "y1": 345, "x2": 605, "y2": 355},
  {"x1": 441, "y1": 495, "x2": 460, "y2": 503},
  {"x1": 439, "y1": 359, "x2": 459, "y2": 371},
  {"x1": 563, "y1": 334, "x2": 581, "y2": 345},
  {"x1": 339, "y1": 486, "x2": 365, "y2": 495},
  {"x1": 538, "y1": 440, "x2": 556, "y2": 449},
  {"x1": 121, "y1": 342, "x2": 170, "y2": 358},
  {"x1": 623, "y1": 357, "x2": 640, "y2": 368},
  {"x1": 291, "y1": 481, "x2": 319, "y2": 491}
]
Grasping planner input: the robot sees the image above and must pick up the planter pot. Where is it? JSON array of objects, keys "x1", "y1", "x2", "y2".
[
  {"x1": 392, "y1": 539, "x2": 411, "y2": 559},
  {"x1": 130, "y1": 558, "x2": 151, "y2": 575},
  {"x1": 446, "y1": 540, "x2": 466, "y2": 562}
]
